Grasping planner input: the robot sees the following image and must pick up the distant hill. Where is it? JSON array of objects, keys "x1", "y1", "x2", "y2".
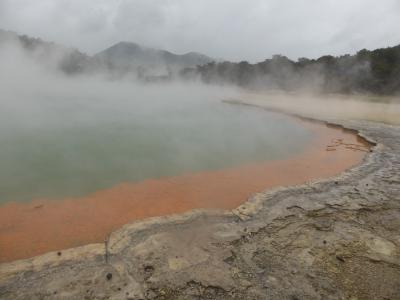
[
  {"x1": 2, "y1": 29, "x2": 399, "y2": 94},
  {"x1": 0, "y1": 30, "x2": 214, "y2": 78},
  {"x1": 0, "y1": 29, "x2": 97, "y2": 74},
  {"x1": 95, "y1": 41, "x2": 214, "y2": 74}
]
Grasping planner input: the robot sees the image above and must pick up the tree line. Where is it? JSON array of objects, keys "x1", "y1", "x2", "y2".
[{"x1": 182, "y1": 45, "x2": 400, "y2": 95}]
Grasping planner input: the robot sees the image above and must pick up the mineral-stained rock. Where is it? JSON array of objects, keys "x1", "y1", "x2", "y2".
[{"x1": 1, "y1": 118, "x2": 400, "y2": 300}]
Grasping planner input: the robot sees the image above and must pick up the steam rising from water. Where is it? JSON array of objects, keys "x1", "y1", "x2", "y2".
[
  {"x1": 1, "y1": 36, "x2": 398, "y2": 204},
  {"x1": 0, "y1": 42, "x2": 314, "y2": 203}
]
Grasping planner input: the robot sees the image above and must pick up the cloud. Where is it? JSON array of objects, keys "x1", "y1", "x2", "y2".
[{"x1": 0, "y1": 0, "x2": 399, "y2": 62}]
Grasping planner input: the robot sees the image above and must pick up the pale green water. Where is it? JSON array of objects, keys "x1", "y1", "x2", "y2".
[{"x1": 0, "y1": 84, "x2": 313, "y2": 203}]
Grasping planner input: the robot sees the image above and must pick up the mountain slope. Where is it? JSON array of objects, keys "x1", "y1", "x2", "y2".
[
  {"x1": 95, "y1": 41, "x2": 214, "y2": 71},
  {"x1": 0, "y1": 29, "x2": 97, "y2": 74},
  {"x1": 0, "y1": 30, "x2": 213, "y2": 78}
]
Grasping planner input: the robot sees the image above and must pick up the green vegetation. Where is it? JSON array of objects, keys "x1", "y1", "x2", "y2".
[
  {"x1": 2, "y1": 28, "x2": 399, "y2": 95},
  {"x1": 185, "y1": 45, "x2": 400, "y2": 95}
]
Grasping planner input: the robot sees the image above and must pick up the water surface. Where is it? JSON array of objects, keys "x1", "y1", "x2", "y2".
[{"x1": 0, "y1": 85, "x2": 312, "y2": 203}]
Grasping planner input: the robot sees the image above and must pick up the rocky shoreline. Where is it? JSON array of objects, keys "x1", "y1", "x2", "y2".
[{"x1": 1, "y1": 112, "x2": 399, "y2": 299}]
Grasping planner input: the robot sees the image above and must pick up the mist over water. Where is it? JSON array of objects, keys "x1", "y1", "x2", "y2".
[
  {"x1": 0, "y1": 48, "x2": 313, "y2": 203},
  {"x1": 3, "y1": 34, "x2": 398, "y2": 205}
]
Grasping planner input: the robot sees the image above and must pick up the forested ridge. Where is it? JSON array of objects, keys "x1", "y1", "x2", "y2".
[
  {"x1": 184, "y1": 45, "x2": 400, "y2": 95},
  {"x1": 2, "y1": 29, "x2": 399, "y2": 95}
]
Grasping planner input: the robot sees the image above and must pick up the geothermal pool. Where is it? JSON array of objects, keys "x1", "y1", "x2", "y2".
[
  {"x1": 0, "y1": 87, "x2": 313, "y2": 204},
  {"x1": 0, "y1": 85, "x2": 369, "y2": 262}
]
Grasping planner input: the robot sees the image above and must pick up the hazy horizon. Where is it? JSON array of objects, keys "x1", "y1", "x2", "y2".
[{"x1": 1, "y1": 0, "x2": 399, "y2": 62}]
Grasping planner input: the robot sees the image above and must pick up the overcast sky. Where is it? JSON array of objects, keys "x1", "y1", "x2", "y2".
[{"x1": 0, "y1": 0, "x2": 399, "y2": 62}]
